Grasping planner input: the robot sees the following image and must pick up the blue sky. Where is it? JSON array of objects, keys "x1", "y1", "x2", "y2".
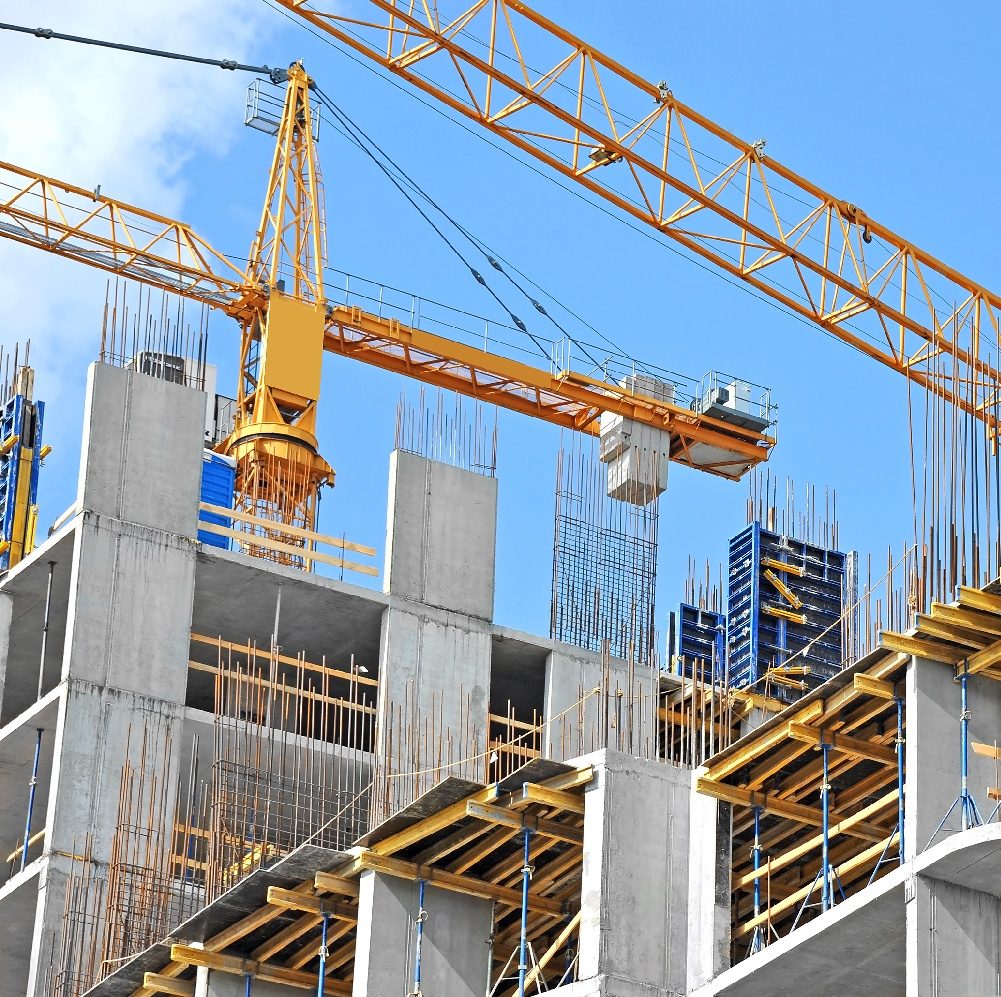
[{"x1": 4, "y1": 2, "x2": 1000, "y2": 643}]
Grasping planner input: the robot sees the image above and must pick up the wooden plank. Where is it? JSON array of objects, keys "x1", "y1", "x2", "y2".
[
  {"x1": 250, "y1": 913, "x2": 320, "y2": 963},
  {"x1": 189, "y1": 632, "x2": 378, "y2": 688},
  {"x1": 534, "y1": 765, "x2": 594, "y2": 792},
  {"x1": 521, "y1": 910, "x2": 581, "y2": 990},
  {"x1": 200, "y1": 501, "x2": 376, "y2": 555},
  {"x1": 198, "y1": 520, "x2": 379, "y2": 576},
  {"x1": 915, "y1": 614, "x2": 993, "y2": 650},
  {"x1": 879, "y1": 631, "x2": 968, "y2": 665},
  {"x1": 703, "y1": 701, "x2": 824, "y2": 783},
  {"x1": 731, "y1": 790, "x2": 899, "y2": 891},
  {"x1": 972, "y1": 741, "x2": 1001, "y2": 760},
  {"x1": 852, "y1": 674, "x2": 897, "y2": 700},
  {"x1": 931, "y1": 602, "x2": 1001, "y2": 636},
  {"x1": 465, "y1": 801, "x2": 583, "y2": 844},
  {"x1": 958, "y1": 587, "x2": 1001, "y2": 615},
  {"x1": 169, "y1": 945, "x2": 350, "y2": 994},
  {"x1": 787, "y1": 723, "x2": 897, "y2": 765},
  {"x1": 328, "y1": 852, "x2": 564, "y2": 915},
  {"x1": 966, "y1": 638, "x2": 1001, "y2": 676},
  {"x1": 267, "y1": 887, "x2": 357, "y2": 920},
  {"x1": 363, "y1": 785, "x2": 500, "y2": 858},
  {"x1": 142, "y1": 976, "x2": 195, "y2": 997},
  {"x1": 695, "y1": 779, "x2": 887, "y2": 842},
  {"x1": 520, "y1": 783, "x2": 586, "y2": 815},
  {"x1": 732, "y1": 834, "x2": 897, "y2": 940}
]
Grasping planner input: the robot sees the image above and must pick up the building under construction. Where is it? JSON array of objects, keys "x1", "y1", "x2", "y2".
[{"x1": 4, "y1": 3, "x2": 1001, "y2": 997}]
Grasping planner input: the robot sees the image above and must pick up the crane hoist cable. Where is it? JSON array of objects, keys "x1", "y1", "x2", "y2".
[
  {"x1": 313, "y1": 85, "x2": 553, "y2": 364},
  {"x1": 315, "y1": 85, "x2": 629, "y2": 377},
  {"x1": 0, "y1": 22, "x2": 288, "y2": 83}
]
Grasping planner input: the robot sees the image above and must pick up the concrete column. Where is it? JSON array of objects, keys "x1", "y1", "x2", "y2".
[
  {"x1": 904, "y1": 655, "x2": 1001, "y2": 857},
  {"x1": 905, "y1": 873, "x2": 1001, "y2": 995},
  {"x1": 24, "y1": 363, "x2": 204, "y2": 996},
  {"x1": 542, "y1": 649, "x2": 656, "y2": 761},
  {"x1": 578, "y1": 749, "x2": 691, "y2": 996},
  {"x1": 384, "y1": 450, "x2": 497, "y2": 620},
  {"x1": 686, "y1": 771, "x2": 731, "y2": 991},
  {"x1": 352, "y1": 871, "x2": 492, "y2": 997},
  {"x1": 376, "y1": 453, "x2": 497, "y2": 820}
]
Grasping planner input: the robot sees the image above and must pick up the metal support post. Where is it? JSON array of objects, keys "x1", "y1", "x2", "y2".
[
  {"x1": 896, "y1": 696, "x2": 905, "y2": 863},
  {"x1": 409, "y1": 879, "x2": 427, "y2": 997},
  {"x1": 316, "y1": 912, "x2": 330, "y2": 997},
  {"x1": 820, "y1": 743, "x2": 831, "y2": 912},
  {"x1": 36, "y1": 560, "x2": 55, "y2": 700},
  {"x1": 518, "y1": 828, "x2": 534, "y2": 997},
  {"x1": 747, "y1": 806, "x2": 765, "y2": 955},
  {"x1": 244, "y1": 973, "x2": 252, "y2": 997},
  {"x1": 928, "y1": 662, "x2": 984, "y2": 846},
  {"x1": 21, "y1": 728, "x2": 43, "y2": 872}
]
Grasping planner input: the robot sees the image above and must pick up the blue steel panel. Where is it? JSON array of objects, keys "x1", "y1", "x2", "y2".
[
  {"x1": 676, "y1": 602, "x2": 727, "y2": 680},
  {"x1": 198, "y1": 451, "x2": 236, "y2": 549}
]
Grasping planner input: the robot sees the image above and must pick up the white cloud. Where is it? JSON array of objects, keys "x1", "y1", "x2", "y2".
[
  {"x1": 0, "y1": 1, "x2": 274, "y2": 515},
  {"x1": 0, "y1": 0, "x2": 272, "y2": 384}
]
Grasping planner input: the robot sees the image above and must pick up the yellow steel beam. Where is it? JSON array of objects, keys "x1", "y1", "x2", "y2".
[
  {"x1": 518, "y1": 783, "x2": 586, "y2": 814},
  {"x1": 169, "y1": 945, "x2": 349, "y2": 995},
  {"x1": 266, "y1": 887, "x2": 357, "y2": 920},
  {"x1": 695, "y1": 778, "x2": 887, "y2": 842},
  {"x1": 141, "y1": 977, "x2": 195, "y2": 997},
  {"x1": 763, "y1": 568, "x2": 803, "y2": 609},
  {"x1": 464, "y1": 801, "x2": 583, "y2": 844},
  {"x1": 852, "y1": 674, "x2": 898, "y2": 700},
  {"x1": 880, "y1": 631, "x2": 968, "y2": 665},
  {"x1": 763, "y1": 604, "x2": 807, "y2": 625},
  {"x1": 321, "y1": 853, "x2": 565, "y2": 916},
  {"x1": 761, "y1": 556, "x2": 806, "y2": 578},
  {"x1": 786, "y1": 723, "x2": 897, "y2": 765}
]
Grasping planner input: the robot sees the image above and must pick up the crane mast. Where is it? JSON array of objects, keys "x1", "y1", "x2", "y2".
[{"x1": 222, "y1": 64, "x2": 334, "y2": 549}]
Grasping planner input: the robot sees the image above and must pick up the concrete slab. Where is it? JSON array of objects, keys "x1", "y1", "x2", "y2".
[
  {"x1": 0, "y1": 861, "x2": 43, "y2": 997},
  {"x1": 693, "y1": 869, "x2": 907, "y2": 997}
]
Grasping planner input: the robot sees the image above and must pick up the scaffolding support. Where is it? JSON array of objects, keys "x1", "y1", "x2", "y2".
[
  {"x1": 21, "y1": 727, "x2": 42, "y2": 872},
  {"x1": 36, "y1": 560, "x2": 54, "y2": 700},
  {"x1": 316, "y1": 912, "x2": 330, "y2": 997},
  {"x1": 409, "y1": 879, "x2": 427, "y2": 997},
  {"x1": 867, "y1": 697, "x2": 907, "y2": 887},
  {"x1": 820, "y1": 743, "x2": 831, "y2": 912},
  {"x1": 518, "y1": 828, "x2": 534, "y2": 997},
  {"x1": 747, "y1": 806, "x2": 764, "y2": 956},
  {"x1": 929, "y1": 661, "x2": 984, "y2": 846},
  {"x1": 244, "y1": 972, "x2": 252, "y2": 996}
]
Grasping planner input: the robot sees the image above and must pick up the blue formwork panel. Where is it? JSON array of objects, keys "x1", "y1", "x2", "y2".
[
  {"x1": 675, "y1": 603, "x2": 727, "y2": 681},
  {"x1": 727, "y1": 521, "x2": 849, "y2": 703},
  {"x1": 198, "y1": 451, "x2": 236, "y2": 549},
  {"x1": 0, "y1": 392, "x2": 44, "y2": 572}
]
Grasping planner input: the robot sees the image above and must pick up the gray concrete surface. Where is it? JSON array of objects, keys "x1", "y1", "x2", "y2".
[
  {"x1": 543, "y1": 649, "x2": 657, "y2": 760},
  {"x1": 21, "y1": 364, "x2": 204, "y2": 996},
  {"x1": 384, "y1": 450, "x2": 497, "y2": 620},
  {"x1": 352, "y1": 871, "x2": 492, "y2": 997},
  {"x1": 578, "y1": 749, "x2": 693, "y2": 996},
  {"x1": 906, "y1": 655, "x2": 1001, "y2": 857}
]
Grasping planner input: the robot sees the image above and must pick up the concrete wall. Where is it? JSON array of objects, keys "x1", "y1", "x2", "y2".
[
  {"x1": 578, "y1": 750, "x2": 693, "y2": 997},
  {"x1": 0, "y1": 593, "x2": 12, "y2": 708},
  {"x1": 543, "y1": 649, "x2": 657, "y2": 761},
  {"x1": 384, "y1": 449, "x2": 497, "y2": 621},
  {"x1": 23, "y1": 364, "x2": 204, "y2": 996},
  {"x1": 905, "y1": 656, "x2": 1001, "y2": 857},
  {"x1": 686, "y1": 771, "x2": 732, "y2": 991},
  {"x1": 905, "y1": 873, "x2": 1001, "y2": 995},
  {"x1": 376, "y1": 452, "x2": 497, "y2": 820},
  {"x1": 352, "y1": 871, "x2": 492, "y2": 997}
]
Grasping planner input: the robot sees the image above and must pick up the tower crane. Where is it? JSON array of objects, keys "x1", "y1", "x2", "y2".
[
  {"x1": 273, "y1": 0, "x2": 1001, "y2": 430},
  {"x1": 0, "y1": 55, "x2": 774, "y2": 566}
]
